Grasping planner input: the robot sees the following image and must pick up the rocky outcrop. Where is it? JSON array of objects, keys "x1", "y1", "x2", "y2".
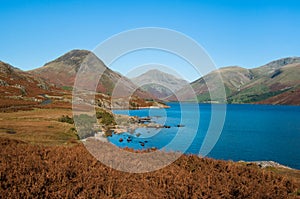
[{"x1": 0, "y1": 79, "x2": 8, "y2": 86}]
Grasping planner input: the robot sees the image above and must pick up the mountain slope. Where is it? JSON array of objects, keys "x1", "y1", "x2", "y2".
[
  {"x1": 0, "y1": 61, "x2": 60, "y2": 109},
  {"x1": 167, "y1": 57, "x2": 300, "y2": 105},
  {"x1": 228, "y1": 61, "x2": 300, "y2": 104},
  {"x1": 131, "y1": 69, "x2": 189, "y2": 99},
  {"x1": 30, "y1": 50, "x2": 154, "y2": 99},
  {"x1": 167, "y1": 66, "x2": 253, "y2": 102}
]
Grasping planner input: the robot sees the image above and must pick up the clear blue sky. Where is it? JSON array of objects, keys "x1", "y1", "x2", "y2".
[{"x1": 1, "y1": 0, "x2": 300, "y2": 81}]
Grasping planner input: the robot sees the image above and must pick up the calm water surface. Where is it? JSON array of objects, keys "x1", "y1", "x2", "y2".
[{"x1": 110, "y1": 103, "x2": 300, "y2": 169}]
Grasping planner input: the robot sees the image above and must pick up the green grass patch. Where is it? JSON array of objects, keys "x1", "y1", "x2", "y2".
[
  {"x1": 61, "y1": 86, "x2": 73, "y2": 91},
  {"x1": 228, "y1": 89, "x2": 288, "y2": 103}
]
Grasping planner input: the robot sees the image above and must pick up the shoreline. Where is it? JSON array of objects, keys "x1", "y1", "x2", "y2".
[
  {"x1": 81, "y1": 135, "x2": 298, "y2": 171},
  {"x1": 238, "y1": 160, "x2": 294, "y2": 170}
]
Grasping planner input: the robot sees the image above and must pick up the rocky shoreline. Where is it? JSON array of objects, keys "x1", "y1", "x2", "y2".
[{"x1": 239, "y1": 160, "x2": 293, "y2": 170}]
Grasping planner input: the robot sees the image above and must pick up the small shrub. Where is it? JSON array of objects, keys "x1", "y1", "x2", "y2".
[
  {"x1": 58, "y1": 115, "x2": 74, "y2": 124},
  {"x1": 70, "y1": 127, "x2": 77, "y2": 132},
  {"x1": 96, "y1": 109, "x2": 116, "y2": 126}
]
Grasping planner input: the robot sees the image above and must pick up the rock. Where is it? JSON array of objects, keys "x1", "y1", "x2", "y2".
[
  {"x1": 240, "y1": 160, "x2": 292, "y2": 169},
  {"x1": 135, "y1": 133, "x2": 141, "y2": 137},
  {"x1": 253, "y1": 161, "x2": 292, "y2": 169},
  {"x1": 0, "y1": 79, "x2": 8, "y2": 86},
  {"x1": 37, "y1": 83, "x2": 49, "y2": 90}
]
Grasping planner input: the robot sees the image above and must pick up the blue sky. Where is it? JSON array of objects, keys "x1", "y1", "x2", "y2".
[{"x1": 1, "y1": 0, "x2": 300, "y2": 81}]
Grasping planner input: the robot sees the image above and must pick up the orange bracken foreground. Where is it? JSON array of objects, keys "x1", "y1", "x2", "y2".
[{"x1": 1, "y1": 137, "x2": 299, "y2": 199}]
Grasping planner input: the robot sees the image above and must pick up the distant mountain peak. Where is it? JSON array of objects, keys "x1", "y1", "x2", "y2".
[
  {"x1": 131, "y1": 69, "x2": 189, "y2": 99},
  {"x1": 43, "y1": 49, "x2": 93, "y2": 69},
  {"x1": 0, "y1": 61, "x2": 21, "y2": 74},
  {"x1": 145, "y1": 69, "x2": 166, "y2": 74},
  {"x1": 262, "y1": 57, "x2": 300, "y2": 69},
  {"x1": 134, "y1": 69, "x2": 188, "y2": 82}
]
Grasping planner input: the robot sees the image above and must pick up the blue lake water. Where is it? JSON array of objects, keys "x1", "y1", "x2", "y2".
[{"x1": 110, "y1": 103, "x2": 300, "y2": 169}]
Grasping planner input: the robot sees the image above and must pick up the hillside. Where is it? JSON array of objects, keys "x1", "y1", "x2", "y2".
[
  {"x1": 167, "y1": 66, "x2": 253, "y2": 102},
  {"x1": 228, "y1": 62, "x2": 300, "y2": 104},
  {"x1": 0, "y1": 61, "x2": 66, "y2": 111},
  {"x1": 168, "y1": 57, "x2": 300, "y2": 105},
  {"x1": 131, "y1": 69, "x2": 189, "y2": 99},
  {"x1": 0, "y1": 59, "x2": 162, "y2": 112},
  {"x1": 30, "y1": 50, "x2": 154, "y2": 100}
]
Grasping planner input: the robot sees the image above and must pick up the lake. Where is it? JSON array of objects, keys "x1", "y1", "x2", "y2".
[{"x1": 110, "y1": 103, "x2": 300, "y2": 169}]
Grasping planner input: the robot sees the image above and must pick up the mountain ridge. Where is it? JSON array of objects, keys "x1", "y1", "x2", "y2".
[
  {"x1": 167, "y1": 56, "x2": 300, "y2": 105},
  {"x1": 29, "y1": 49, "x2": 155, "y2": 100},
  {"x1": 2, "y1": 50, "x2": 300, "y2": 106},
  {"x1": 131, "y1": 69, "x2": 189, "y2": 99}
]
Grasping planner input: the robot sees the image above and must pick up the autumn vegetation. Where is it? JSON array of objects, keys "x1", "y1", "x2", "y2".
[{"x1": 1, "y1": 137, "x2": 300, "y2": 198}]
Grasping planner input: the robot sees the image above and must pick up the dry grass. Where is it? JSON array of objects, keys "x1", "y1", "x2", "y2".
[
  {"x1": 266, "y1": 167, "x2": 300, "y2": 188},
  {"x1": 0, "y1": 108, "x2": 77, "y2": 145},
  {"x1": 0, "y1": 137, "x2": 299, "y2": 198}
]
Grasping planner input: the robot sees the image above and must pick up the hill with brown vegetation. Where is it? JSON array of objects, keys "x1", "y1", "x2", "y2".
[
  {"x1": 167, "y1": 57, "x2": 300, "y2": 105},
  {"x1": 30, "y1": 49, "x2": 155, "y2": 99},
  {"x1": 0, "y1": 57, "x2": 164, "y2": 112},
  {"x1": 1, "y1": 137, "x2": 299, "y2": 198},
  {"x1": 0, "y1": 61, "x2": 68, "y2": 111},
  {"x1": 256, "y1": 87, "x2": 300, "y2": 105}
]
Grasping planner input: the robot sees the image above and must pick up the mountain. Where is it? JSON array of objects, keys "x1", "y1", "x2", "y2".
[
  {"x1": 250, "y1": 57, "x2": 300, "y2": 77},
  {"x1": 167, "y1": 66, "x2": 253, "y2": 102},
  {"x1": 0, "y1": 61, "x2": 54, "y2": 96},
  {"x1": 228, "y1": 61, "x2": 300, "y2": 104},
  {"x1": 30, "y1": 50, "x2": 154, "y2": 99},
  {"x1": 0, "y1": 61, "x2": 60, "y2": 109},
  {"x1": 167, "y1": 57, "x2": 300, "y2": 105},
  {"x1": 131, "y1": 69, "x2": 189, "y2": 99}
]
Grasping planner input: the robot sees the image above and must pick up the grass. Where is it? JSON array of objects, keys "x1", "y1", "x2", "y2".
[
  {"x1": 0, "y1": 108, "x2": 78, "y2": 145},
  {"x1": 61, "y1": 86, "x2": 73, "y2": 91},
  {"x1": 228, "y1": 89, "x2": 288, "y2": 104}
]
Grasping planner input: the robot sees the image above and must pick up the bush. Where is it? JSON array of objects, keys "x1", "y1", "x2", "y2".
[
  {"x1": 96, "y1": 109, "x2": 116, "y2": 126},
  {"x1": 58, "y1": 115, "x2": 74, "y2": 124}
]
